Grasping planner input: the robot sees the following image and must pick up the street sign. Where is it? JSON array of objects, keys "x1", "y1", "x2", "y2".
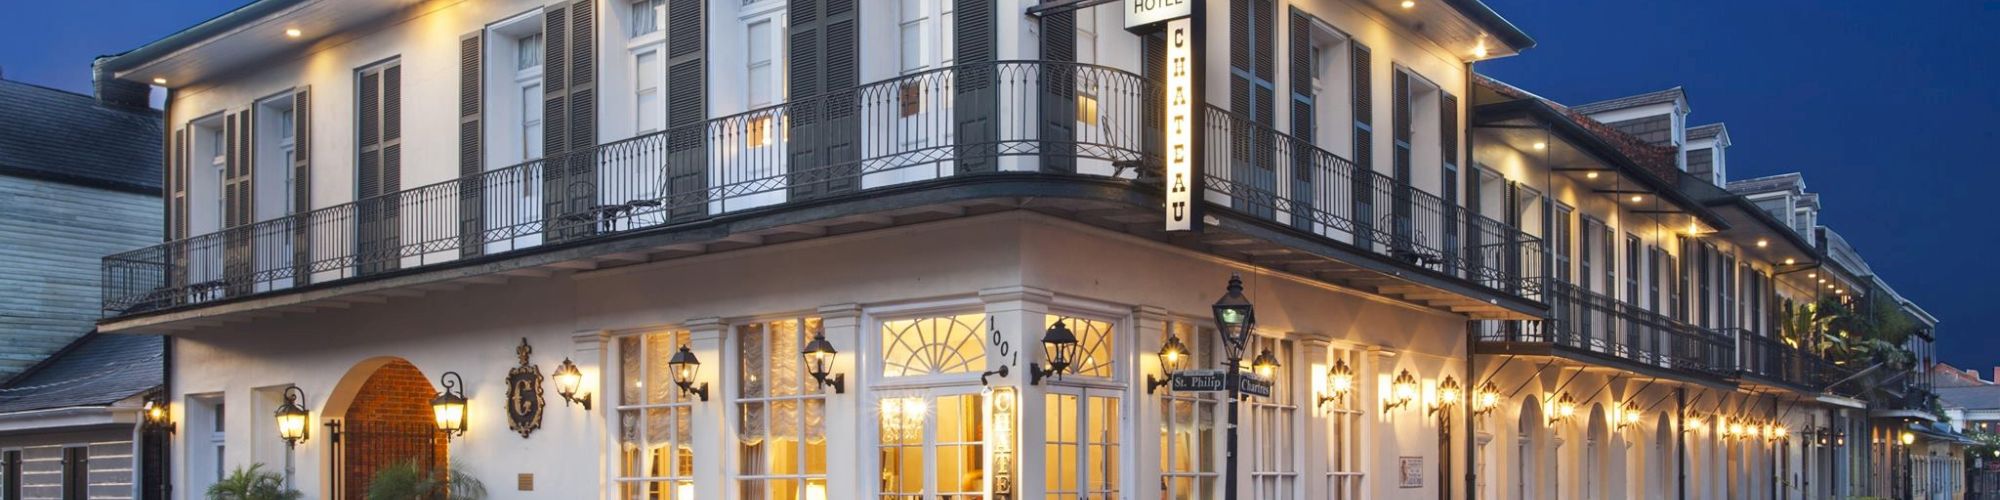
[
  {"x1": 1170, "y1": 369, "x2": 1228, "y2": 392},
  {"x1": 1238, "y1": 372, "x2": 1273, "y2": 398}
]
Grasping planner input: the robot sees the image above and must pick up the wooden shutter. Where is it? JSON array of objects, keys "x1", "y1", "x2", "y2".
[
  {"x1": 1139, "y1": 31, "x2": 1165, "y2": 163},
  {"x1": 1039, "y1": 1, "x2": 1077, "y2": 174},
  {"x1": 788, "y1": 0, "x2": 861, "y2": 199},
  {"x1": 541, "y1": 3, "x2": 572, "y2": 239},
  {"x1": 1348, "y1": 42, "x2": 1372, "y2": 250},
  {"x1": 1389, "y1": 70, "x2": 1412, "y2": 248},
  {"x1": 954, "y1": 0, "x2": 997, "y2": 173},
  {"x1": 1286, "y1": 9, "x2": 1314, "y2": 230},
  {"x1": 357, "y1": 63, "x2": 402, "y2": 275},
  {"x1": 223, "y1": 110, "x2": 253, "y2": 296},
  {"x1": 291, "y1": 87, "x2": 313, "y2": 285},
  {"x1": 459, "y1": 31, "x2": 485, "y2": 258},
  {"x1": 1228, "y1": 0, "x2": 1276, "y2": 218},
  {"x1": 664, "y1": 0, "x2": 708, "y2": 221},
  {"x1": 540, "y1": 0, "x2": 600, "y2": 242}
]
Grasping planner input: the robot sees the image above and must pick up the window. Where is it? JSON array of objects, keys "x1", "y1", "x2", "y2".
[
  {"x1": 1046, "y1": 315, "x2": 1115, "y2": 379},
  {"x1": 1073, "y1": 7, "x2": 1099, "y2": 126},
  {"x1": 516, "y1": 33, "x2": 545, "y2": 71},
  {"x1": 616, "y1": 330, "x2": 697, "y2": 499},
  {"x1": 1625, "y1": 234, "x2": 1640, "y2": 305},
  {"x1": 517, "y1": 32, "x2": 546, "y2": 161},
  {"x1": 635, "y1": 50, "x2": 664, "y2": 134},
  {"x1": 1247, "y1": 337, "x2": 1298, "y2": 497},
  {"x1": 1160, "y1": 321, "x2": 1218, "y2": 500},
  {"x1": 735, "y1": 318, "x2": 830, "y2": 500},
  {"x1": 1552, "y1": 205, "x2": 1573, "y2": 284},
  {"x1": 895, "y1": 0, "x2": 953, "y2": 116},
  {"x1": 61, "y1": 447, "x2": 85, "y2": 500},
  {"x1": 1045, "y1": 390, "x2": 1119, "y2": 499},
  {"x1": 747, "y1": 20, "x2": 777, "y2": 107},
  {"x1": 877, "y1": 393, "x2": 985, "y2": 499},
  {"x1": 209, "y1": 401, "x2": 225, "y2": 482},
  {"x1": 1326, "y1": 347, "x2": 1366, "y2": 499},
  {"x1": 630, "y1": 0, "x2": 664, "y2": 38},
  {"x1": 2, "y1": 450, "x2": 18, "y2": 500},
  {"x1": 880, "y1": 314, "x2": 988, "y2": 378}
]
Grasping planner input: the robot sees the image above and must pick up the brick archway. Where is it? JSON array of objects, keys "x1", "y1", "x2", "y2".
[{"x1": 339, "y1": 359, "x2": 446, "y2": 500}]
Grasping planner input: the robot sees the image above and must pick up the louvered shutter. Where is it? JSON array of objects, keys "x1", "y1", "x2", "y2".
[
  {"x1": 1464, "y1": 167, "x2": 1484, "y2": 275},
  {"x1": 1440, "y1": 92, "x2": 1460, "y2": 272},
  {"x1": 290, "y1": 87, "x2": 312, "y2": 285},
  {"x1": 1349, "y1": 42, "x2": 1372, "y2": 250},
  {"x1": 222, "y1": 110, "x2": 254, "y2": 296},
  {"x1": 788, "y1": 0, "x2": 861, "y2": 199},
  {"x1": 664, "y1": 0, "x2": 708, "y2": 221},
  {"x1": 541, "y1": 3, "x2": 572, "y2": 239},
  {"x1": 1389, "y1": 70, "x2": 1413, "y2": 251},
  {"x1": 1286, "y1": 8, "x2": 1314, "y2": 230},
  {"x1": 357, "y1": 63, "x2": 402, "y2": 275},
  {"x1": 459, "y1": 31, "x2": 485, "y2": 258},
  {"x1": 1039, "y1": 2, "x2": 1077, "y2": 174},
  {"x1": 954, "y1": 0, "x2": 997, "y2": 173},
  {"x1": 1227, "y1": 0, "x2": 1276, "y2": 218},
  {"x1": 1139, "y1": 32, "x2": 1165, "y2": 164}
]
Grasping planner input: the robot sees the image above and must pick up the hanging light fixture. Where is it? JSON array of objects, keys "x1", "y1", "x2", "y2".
[
  {"x1": 800, "y1": 329, "x2": 847, "y2": 394},
  {"x1": 1428, "y1": 376, "x2": 1462, "y2": 417},
  {"x1": 1031, "y1": 319, "x2": 1082, "y2": 385},
  {"x1": 1385, "y1": 370, "x2": 1419, "y2": 413},
  {"x1": 668, "y1": 345, "x2": 710, "y2": 401},
  {"x1": 1472, "y1": 381, "x2": 1501, "y2": 418},
  {"x1": 1316, "y1": 357, "x2": 1356, "y2": 408},
  {"x1": 432, "y1": 371, "x2": 468, "y2": 439},
  {"x1": 275, "y1": 387, "x2": 311, "y2": 448},
  {"x1": 1149, "y1": 333, "x2": 1190, "y2": 394},
  {"x1": 552, "y1": 358, "x2": 594, "y2": 410},
  {"x1": 1250, "y1": 349, "x2": 1281, "y2": 379},
  {"x1": 1211, "y1": 274, "x2": 1256, "y2": 362}
]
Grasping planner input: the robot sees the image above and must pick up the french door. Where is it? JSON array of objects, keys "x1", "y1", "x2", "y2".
[{"x1": 877, "y1": 388, "x2": 989, "y2": 500}]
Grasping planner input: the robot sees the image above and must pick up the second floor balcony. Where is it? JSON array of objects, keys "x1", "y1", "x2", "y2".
[
  {"x1": 100, "y1": 61, "x2": 1545, "y2": 327},
  {"x1": 1477, "y1": 281, "x2": 1738, "y2": 381}
]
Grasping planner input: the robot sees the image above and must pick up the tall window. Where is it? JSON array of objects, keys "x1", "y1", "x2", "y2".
[
  {"x1": 1327, "y1": 347, "x2": 1366, "y2": 499},
  {"x1": 209, "y1": 401, "x2": 225, "y2": 483},
  {"x1": 877, "y1": 393, "x2": 985, "y2": 499},
  {"x1": 516, "y1": 33, "x2": 546, "y2": 160},
  {"x1": 1247, "y1": 337, "x2": 1298, "y2": 497},
  {"x1": 616, "y1": 330, "x2": 697, "y2": 499},
  {"x1": 747, "y1": 20, "x2": 778, "y2": 108},
  {"x1": 736, "y1": 318, "x2": 829, "y2": 500},
  {"x1": 1159, "y1": 321, "x2": 1217, "y2": 500},
  {"x1": 1045, "y1": 390, "x2": 1119, "y2": 499},
  {"x1": 631, "y1": 0, "x2": 666, "y2": 134},
  {"x1": 1552, "y1": 205, "x2": 1573, "y2": 284},
  {"x1": 1073, "y1": 7, "x2": 1100, "y2": 126},
  {"x1": 895, "y1": 0, "x2": 954, "y2": 121}
]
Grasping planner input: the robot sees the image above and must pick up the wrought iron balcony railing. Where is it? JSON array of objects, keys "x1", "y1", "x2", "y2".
[
  {"x1": 101, "y1": 61, "x2": 1541, "y2": 318},
  {"x1": 1479, "y1": 281, "x2": 1737, "y2": 378},
  {"x1": 1732, "y1": 328, "x2": 1848, "y2": 392}
]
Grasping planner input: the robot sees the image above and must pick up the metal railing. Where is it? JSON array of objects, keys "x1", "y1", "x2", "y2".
[
  {"x1": 1733, "y1": 328, "x2": 1840, "y2": 390},
  {"x1": 1478, "y1": 281, "x2": 1737, "y2": 378},
  {"x1": 1199, "y1": 106, "x2": 1545, "y2": 298},
  {"x1": 102, "y1": 60, "x2": 1538, "y2": 317}
]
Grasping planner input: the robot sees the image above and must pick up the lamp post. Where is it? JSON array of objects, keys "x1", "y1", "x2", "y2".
[{"x1": 1211, "y1": 274, "x2": 1256, "y2": 500}]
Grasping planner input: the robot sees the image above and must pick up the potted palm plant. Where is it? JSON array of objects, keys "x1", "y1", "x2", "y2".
[{"x1": 206, "y1": 464, "x2": 302, "y2": 500}]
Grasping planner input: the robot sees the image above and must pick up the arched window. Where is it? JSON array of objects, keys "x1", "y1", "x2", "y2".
[{"x1": 880, "y1": 313, "x2": 988, "y2": 377}]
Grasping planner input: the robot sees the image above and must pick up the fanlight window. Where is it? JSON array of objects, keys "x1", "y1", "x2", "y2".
[
  {"x1": 1046, "y1": 315, "x2": 1117, "y2": 379},
  {"x1": 880, "y1": 313, "x2": 989, "y2": 377}
]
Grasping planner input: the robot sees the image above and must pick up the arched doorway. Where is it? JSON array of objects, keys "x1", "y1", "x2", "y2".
[
  {"x1": 1515, "y1": 396, "x2": 1544, "y2": 500},
  {"x1": 331, "y1": 358, "x2": 445, "y2": 500}
]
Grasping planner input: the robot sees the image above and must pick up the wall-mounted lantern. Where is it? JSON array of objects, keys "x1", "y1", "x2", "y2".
[
  {"x1": 1472, "y1": 381, "x2": 1501, "y2": 418},
  {"x1": 275, "y1": 386, "x2": 311, "y2": 448},
  {"x1": 1147, "y1": 332, "x2": 1189, "y2": 395},
  {"x1": 552, "y1": 358, "x2": 594, "y2": 410},
  {"x1": 1614, "y1": 400, "x2": 1641, "y2": 431},
  {"x1": 668, "y1": 345, "x2": 710, "y2": 401},
  {"x1": 430, "y1": 371, "x2": 468, "y2": 439},
  {"x1": 1315, "y1": 358, "x2": 1355, "y2": 408},
  {"x1": 1384, "y1": 369, "x2": 1419, "y2": 413},
  {"x1": 1030, "y1": 320, "x2": 1081, "y2": 385},
  {"x1": 801, "y1": 329, "x2": 847, "y2": 394},
  {"x1": 1427, "y1": 376, "x2": 1461, "y2": 417},
  {"x1": 1546, "y1": 392, "x2": 1577, "y2": 427},
  {"x1": 142, "y1": 398, "x2": 175, "y2": 434},
  {"x1": 1900, "y1": 431, "x2": 1916, "y2": 446},
  {"x1": 1250, "y1": 349, "x2": 1281, "y2": 380}
]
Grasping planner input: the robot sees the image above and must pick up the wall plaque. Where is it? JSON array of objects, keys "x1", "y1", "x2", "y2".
[{"x1": 507, "y1": 338, "x2": 546, "y2": 438}]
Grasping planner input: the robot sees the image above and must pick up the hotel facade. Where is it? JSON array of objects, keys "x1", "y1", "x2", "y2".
[{"x1": 84, "y1": 0, "x2": 1955, "y2": 499}]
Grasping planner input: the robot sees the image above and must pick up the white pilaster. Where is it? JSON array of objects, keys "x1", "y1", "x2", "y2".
[
  {"x1": 979, "y1": 285, "x2": 1052, "y2": 500},
  {"x1": 685, "y1": 317, "x2": 727, "y2": 500},
  {"x1": 817, "y1": 303, "x2": 864, "y2": 499}
]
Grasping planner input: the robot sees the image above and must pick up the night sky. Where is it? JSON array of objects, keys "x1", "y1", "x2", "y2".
[{"x1": 2, "y1": 1, "x2": 1993, "y2": 366}]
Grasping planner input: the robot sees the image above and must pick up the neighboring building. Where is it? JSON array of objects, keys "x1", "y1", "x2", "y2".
[
  {"x1": 0, "y1": 72, "x2": 167, "y2": 500},
  {"x1": 77, "y1": 1, "x2": 1947, "y2": 500}
]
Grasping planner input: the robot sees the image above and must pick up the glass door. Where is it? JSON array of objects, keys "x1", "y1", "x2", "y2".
[{"x1": 878, "y1": 390, "x2": 988, "y2": 500}]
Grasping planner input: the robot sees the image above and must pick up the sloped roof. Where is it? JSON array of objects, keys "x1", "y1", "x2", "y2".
[
  {"x1": 0, "y1": 333, "x2": 162, "y2": 414},
  {"x1": 1476, "y1": 75, "x2": 1681, "y2": 178},
  {"x1": 1688, "y1": 123, "x2": 1726, "y2": 141},
  {"x1": 1726, "y1": 172, "x2": 1806, "y2": 196},
  {"x1": 1570, "y1": 87, "x2": 1686, "y2": 116},
  {"x1": 1938, "y1": 386, "x2": 2000, "y2": 411},
  {"x1": 0, "y1": 78, "x2": 162, "y2": 194}
]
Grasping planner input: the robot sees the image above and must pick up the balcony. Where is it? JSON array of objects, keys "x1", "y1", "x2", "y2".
[
  {"x1": 101, "y1": 61, "x2": 1543, "y2": 324},
  {"x1": 1733, "y1": 329, "x2": 1848, "y2": 394},
  {"x1": 1476, "y1": 281, "x2": 1737, "y2": 381}
]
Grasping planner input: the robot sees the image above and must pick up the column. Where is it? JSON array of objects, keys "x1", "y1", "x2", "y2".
[
  {"x1": 571, "y1": 329, "x2": 610, "y2": 500},
  {"x1": 685, "y1": 317, "x2": 727, "y2": 500},
  {"x1": 980, "y1": 285, "x2": 1052, "y2": 500},
  {"x1": 1132, "y1": 305, "x2": 1170, "y2": 498},
  {"x1": 818, "y1": 304, "x2": 864, "y2": 499},
  {"x1": 1300, "y1": 338, "x2": 1332, "y2": 500}
]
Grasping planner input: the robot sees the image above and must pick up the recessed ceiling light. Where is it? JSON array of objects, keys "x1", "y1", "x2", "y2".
[
  {"x1": 1756, "y1": 239, "x2": 1769, "y2": 248},
  {"x1": 1807, "y1": 273, "x2": 1816, "y2": 278},
  {"x1": 1532, "y1": 142, "x2": 1546, "y2": 150},
  {"x1": 151, "y1": 77, "x2": 166, "y2": 85},
  {"x1": 1784, "y1": 258, "x2": 1796, "y2": 265},
  {"x1": 285, "y1": 28, "x2": 303, "y2": 38},
  {"x1": 1629, "y1": 195, "x2": 1643, "y2": 203},
  {"x1": 1818, "y1": 278, "x2": 1827, "y2": 283},
  {"x1": 1585, "y1": 172, "x2": 1599, "y2": 179},
  {"x1": 1401, "y1": 0, "x2": 1416, "y2": 8}
]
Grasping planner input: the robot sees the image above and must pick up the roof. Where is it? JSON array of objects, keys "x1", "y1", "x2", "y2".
[
  {"x1": 1938, "y1": 386, "x2": 2000, "y2": 411},
  {"x1": 0, "y1": 333, "x2": 163, "y2": 414},
  {"x1": 1687, "y1": 123, "x2": 1726, "y2": 141},
  {"x1": 0, "y1": 78, "x2": 162, "y2": 194},
  {"x1": 1444, "y1": 0, "x2": 1537, "y2": 53},
  {"x1": 1476, "y1": 76, "x2": 1683, "y2": 180},
  {"x1": 1570, "y1": 87, "x2": 1687, "y2": 116},
  {"x1": 1727, "y1": 172, "x2": 1806, "y2": 196}
]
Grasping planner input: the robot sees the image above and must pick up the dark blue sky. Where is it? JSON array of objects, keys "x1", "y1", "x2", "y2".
[{"x1": 2, "y1": 1, "x2": 1993, "y2": 367}]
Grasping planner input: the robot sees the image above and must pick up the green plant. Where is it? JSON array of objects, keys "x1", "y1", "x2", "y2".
[
  {"x1": 365, "y1": 460, "x2": 487, "y2": 500},
  {"x1": 207, "y1": 464, "x2": 303, "y2": 500}
]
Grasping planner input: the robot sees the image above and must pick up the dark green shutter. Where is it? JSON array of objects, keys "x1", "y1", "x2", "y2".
[
  {"x1": 223, "y1": 110, "x2": 253, "y2": 296},
  {"x1": 955, "y1": 0, "x2": 997, "y2": 173},
  {"x1": 1286, "y1": 8, "x2": 1314, "y2": 230},
  {"x1": 1039, "y1": 1, "x2": 1076, "y2": 173},
  {"x1": 357, "y1": 62, "x2": 401, "y2": 275},
  {"x1": 1349, "y1": 42, "x2": 1372, "y2": 250},
  {"x1": 1228, "y1": 0, "x2": 1276, "y2": 218},
  {"x1": 459, "y1": 31, "x2": 485, "y2": 258},
  {"x1": 291, "y1": 87, "x2": 312, "y2": 285},
  {"x1": 665, "y1": 0, "x2": 708, "y2": 221},
  {"x1": 1390, "y1": 70, "x2": 1412, "y2": 251},
  {"x1": 789, "y1": 0, "x2": 861, "y2": 199},
  {"x1": 541, "y1": 2, "x2": 574, "y2": 240}
]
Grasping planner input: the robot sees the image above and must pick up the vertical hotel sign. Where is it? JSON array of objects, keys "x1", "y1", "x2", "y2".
[{"x1": 1129, "y1": 0, "x2": 1198, "y2": 231}]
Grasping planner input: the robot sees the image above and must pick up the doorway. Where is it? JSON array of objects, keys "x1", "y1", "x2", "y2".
[{"x1": 332, "y1": 359, "x2": 443, "y2": 500}]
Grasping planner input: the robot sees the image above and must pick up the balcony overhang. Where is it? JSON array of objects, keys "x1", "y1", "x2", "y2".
[
  {"x1": 1474, "y1": 343, "x2": 1740, "y2": 391},
  {"x1": 1682, "y1": 179, "x2": 1821, "y2": 272},
  {"x1": 101, "y1": 174, "x2": 1543, "y2": 334},
  {"x1": 96, "y1": 0, "x2": 425, "y2": 88},
  {"x1": 1473, "y1": 99, "x2": 1731, "y2": 232}
]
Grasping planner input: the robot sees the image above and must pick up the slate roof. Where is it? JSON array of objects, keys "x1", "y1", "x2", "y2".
[
  {"x1": 1726, "y1": 172, "x2": 1806, "y2": 196},
  {"x1": 1570, "y1": 87, "x2": 1686, "y2": 116},
  {"x1": 0, "y1": 333, "x2": 162, "y2": 414},
  {"x1": 1938, "y1": 386, "x2": 2000, "y2": 411},
  {"x1": 1687, "y1": 123, "x2": 1725, "y2": 141},
  {"x1": 0, "y1": 78, "x2": 162, "y2": 194}
]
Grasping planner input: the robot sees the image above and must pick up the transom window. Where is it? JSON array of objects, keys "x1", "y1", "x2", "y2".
[
  {"x1": 736, "y1": 318, "x2": 829, "y2": 500},
  {"x1": 630, "y1": 0, "x2": 664, "y2": 38},
  {"x1": 1045, "y1": 315, "x2": 1116, "y2": 379},
  {"x1": 616, "y1": 330, "x2": 696, "y2": 499},
  {"x1": 880, "y1": 314, "x2": 988, "y2": 378}
]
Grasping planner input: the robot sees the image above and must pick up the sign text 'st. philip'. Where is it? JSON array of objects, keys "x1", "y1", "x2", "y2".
[{"x1": 1126, "y1": 0, "x2": 1193, "y2": 29}]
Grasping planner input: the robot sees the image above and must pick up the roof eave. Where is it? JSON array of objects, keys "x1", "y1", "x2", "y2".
[
  {"x1": 94, "y1": 0, "x2": 308, "y2": 79},
  {"x1": 1475, "y1": 99, "x2": 1731, "y2": 230},
  {"x1": 1444, "y1": 0, "x2": 1536, "y2": 52}
]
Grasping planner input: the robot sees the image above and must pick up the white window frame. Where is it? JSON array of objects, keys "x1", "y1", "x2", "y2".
[
  {"x1": 1325, "y1": 346, "x2": 1366, "y2": 499},
  {"x1": 729, "y1": 316, "x2": 830, "y2": 499},
  {"x1": 628, "y1": 0, "x2": 667, "y2": 135},
  {"x1": 1160, "y1": 319, "x2": 1220, "y2": 499},
  {"x1": 611, "y1": 329, "x2": 698, "y2": 499},
  {"x1": 1246, "y1": 336, "x2": 1299, "y2": 498}
]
